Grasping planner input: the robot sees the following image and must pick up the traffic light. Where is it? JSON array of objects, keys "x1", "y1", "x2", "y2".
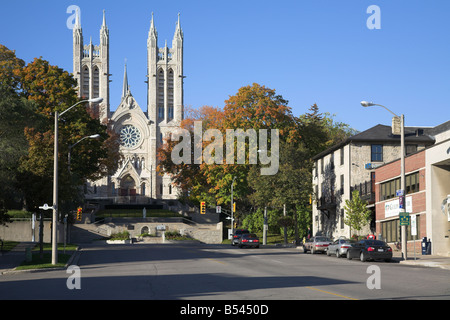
[
  {"x1": 76, "y1": 207, "x2": 82, "y2": 221},
  {"x1": 200, "y1": 202, "x2": 206, "y2": 214}
]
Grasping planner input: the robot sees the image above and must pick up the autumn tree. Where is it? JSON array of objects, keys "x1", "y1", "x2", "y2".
[{"x1": 0, "y1": 44, "x2": 120, "y2": 213}]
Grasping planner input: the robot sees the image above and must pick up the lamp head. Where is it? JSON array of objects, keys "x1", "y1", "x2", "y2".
[
  {"x1": 89, "y1": 97, "x2": 103, "y2": 104},
  {"x1": 360, "y1": 101, "x2": 375, "y2": 107},
  {"x1": 89, "y1": 134, "x2": 101, "y2": 139}
]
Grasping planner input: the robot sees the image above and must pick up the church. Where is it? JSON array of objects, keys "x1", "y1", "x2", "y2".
[{"x1": 72, "y1": 10, "x2": 183, "y2": 202}]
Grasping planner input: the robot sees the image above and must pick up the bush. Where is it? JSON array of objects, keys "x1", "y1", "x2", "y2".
[{"x1": 109, "y1": 231, "x2": 130, "y2": 240}]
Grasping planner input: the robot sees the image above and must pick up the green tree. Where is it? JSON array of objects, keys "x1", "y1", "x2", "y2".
[{"x1": 344, "y1": 190, "x2": 371, "y2": 234}]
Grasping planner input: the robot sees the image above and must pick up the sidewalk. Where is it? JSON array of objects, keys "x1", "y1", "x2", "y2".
[
  {"x1": 0, "y1": 242, "x2": 37, "y2": 274},
  {"x1": 392, "y1": 251, "x2": 450, "y2": 270},
  {"x1": 0, "y1": 242, "x2": 78, "y2": 275}
]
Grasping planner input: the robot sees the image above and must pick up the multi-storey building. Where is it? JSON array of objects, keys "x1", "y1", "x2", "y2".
[
  {"x1": 375, "y1": 120, "x2": 450, "y2": 256},
  {"x1": 72, "y1": 11, "x2": 183, "y2": 202},
  {"x1": 312, "y1": 124, "x2": 435, "y2": 239}
]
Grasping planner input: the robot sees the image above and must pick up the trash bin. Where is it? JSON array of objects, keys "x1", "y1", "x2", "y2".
[{"x1": 421, "y1": 237, "x2": 428, "y2": 255}]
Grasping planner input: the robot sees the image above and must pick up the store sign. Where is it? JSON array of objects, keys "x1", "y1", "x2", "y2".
[{"x1": 384, "y1": 196, "x2": 412, "y2": 218}]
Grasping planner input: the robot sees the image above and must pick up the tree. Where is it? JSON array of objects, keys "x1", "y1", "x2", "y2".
[
  {"x1": 0, "y1": 45, "x2": 120, "y2": 213},
  {"x1": 344, "y1": 190, "x2": 371, "y2": 234}
]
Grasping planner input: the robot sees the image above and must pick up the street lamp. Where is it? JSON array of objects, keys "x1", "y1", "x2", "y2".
[
  {"x1": 361, "y1": 101, "x2": 407, "y2": 260},
  {"x1": 230, "y1": 176, "x2": 237, "y2": 237},
  {"x1": 68, "y1": 134, "x2": 101, "y2": 172},
  {"x1": 52, "y1": 97, "x2": 103, "y2": 265}
]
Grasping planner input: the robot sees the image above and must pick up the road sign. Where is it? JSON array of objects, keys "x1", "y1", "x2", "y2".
[
  {"x1": 399, "y1": 212, "x2": 410, "y2": 226},
  {"x1": 216, "y1": 205, "x2": 221, "y2": 214},
  {"x1": 396, "y1": 189, "x2": 404, "y2": 197},
  {"x1": 411, "y1": 214, "x2": 417, "y2": 236}
]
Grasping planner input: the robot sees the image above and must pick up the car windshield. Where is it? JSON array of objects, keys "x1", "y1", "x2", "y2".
[
  {"x1": 235, "y1": 230, "x2": 249, "y2": 235},
  {"x1": 243, "y1": 234, "x2": 258, "y2": 238},
  {"x1": 363, "y1": 240, "x2": 386, "y2": 246},
  {"x1": 315, "y1": 237, "x2": 330, "y2": 242}
]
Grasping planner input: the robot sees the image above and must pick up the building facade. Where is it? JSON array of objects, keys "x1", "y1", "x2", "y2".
[
  {"x1": 375, "y1": 121, "x2": 450, "y2": 256},
  {"x1": 72, "y1": 11, "x2": 183, "y2": 202},
  {"x1": 312, "y1": 124, "x2": 435, "y2": 240}
]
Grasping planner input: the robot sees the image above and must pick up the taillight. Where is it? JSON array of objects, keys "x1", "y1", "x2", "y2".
[
  {"x1": 341, "y1": 245, "x2": 350, "y2": 248},
  {"x1": 242, "y1": 239, "x2": 248, "y2": 242},
  {"x1": 368, "y1": 247, "x2": 375, "y2": 252},
  {"x1": 254, "y1": 239, "x2": 259, "y2": 242},
  {"x1": 387, "y1": 247, "x2": 392, "y2": 252}
]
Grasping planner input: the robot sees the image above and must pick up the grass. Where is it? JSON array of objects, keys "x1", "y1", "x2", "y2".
[
  {"x1": 14, "y1": 242, "x2": 78, "y2": 270},
  {"x1": 16, "y1": 252, "x2": 72, "y2": 270},
  {"x1": 1, "y1": 241, "x2": 20, "y2": 252}
]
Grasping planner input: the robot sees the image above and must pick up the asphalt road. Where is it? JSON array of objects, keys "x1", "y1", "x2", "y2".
[{"x1": 0, "y1": 243, "x2": 449, "y2": 302}]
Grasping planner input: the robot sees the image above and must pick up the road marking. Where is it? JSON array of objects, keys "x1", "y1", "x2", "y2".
[{"x1": 306, "y1": 287, "x2": 358, "y2": 300}]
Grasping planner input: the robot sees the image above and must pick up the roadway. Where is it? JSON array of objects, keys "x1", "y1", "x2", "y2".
[{"x1": 0, "y1": 243, "x2": 449, "y2": 302}]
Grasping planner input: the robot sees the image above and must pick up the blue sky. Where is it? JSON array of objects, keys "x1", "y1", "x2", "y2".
[{"x1": 1, "y1": 0, "x2": 449, "y2": 131}]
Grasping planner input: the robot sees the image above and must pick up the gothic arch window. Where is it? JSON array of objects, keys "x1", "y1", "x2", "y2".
[
  {"x1": 157, "y1": 68, "x2": 164, "y2": 119},
  {"x1": 82, "y1": 66, "x2": 89, "y2": 98},
  {"x1": 93, "y1": 66, "x2": 100, "y2": 98},
  {"x1": 141, "y1": 157, "x2": 145, "y2": 170},
  {"x1": 168, "y1": 68, "x2": 174, "y2": 120}
]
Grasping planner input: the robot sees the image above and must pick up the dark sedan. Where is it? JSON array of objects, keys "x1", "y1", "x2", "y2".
[
  {"x1": 238, "y1": 233, "x2": 260, "y2": 248},
  {"x1": 346, "y1": 239, "x2": 393, "y2": 262}
]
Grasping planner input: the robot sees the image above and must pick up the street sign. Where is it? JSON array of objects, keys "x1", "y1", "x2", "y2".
[
  {"x1": 411, "y1": 214, "x2": 417, "y2": 236},
  {"x1": 396, "y1": 189, "x2": 404, "y2": 197},
  {"x1": 399, "y1": 212, "x2": 410, "y2": 226},
  {"x1": 216, "y1": 205, "x2": 221, "y2": 214},
  {"x1": 399, "y1": 195, "x2": 405, "y2": 209},
  {"x1": 39, "y1": 203, "x2": 53, "y2": 211}
]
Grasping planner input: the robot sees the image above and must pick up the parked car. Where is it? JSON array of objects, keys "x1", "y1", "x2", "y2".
[
  {"x1": 238, "y1": 233, "x2": 260, "y2": 248},
  {"x1": 303, "y1": 236, "x2": 332, "y2": 254},
  {"x1": 327, "y1": 238, "x2": 355, "y2": 258},
  {"x1": 346, "y1": 239, "x2": 393, "y2": 262},
  {"x1": 231, "y1": 229, "x2": 250, "y2": 246}
]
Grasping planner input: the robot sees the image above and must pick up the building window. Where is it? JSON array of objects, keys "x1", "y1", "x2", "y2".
[
  {"x1": 381, "y1": 217, "x2": 419, "y2": 243},
  {"x1": 379, "y1": 172, "x2": 420, "y2": 200},
  {"x1": 340, "y1": 209, "x2": 345, "y2": 229},
  {"x1": 371, "y1": 144, "x2": 383, "y2": 162},
  {"x1": 340, "y1": 174, "x2": 344, "y2": 195},
  {"x1": 340, "y1": 147, "x2": 344, "y2": 166},
  {"x1": 406, "y1": 144, "x2": 417, "y2": 155}
]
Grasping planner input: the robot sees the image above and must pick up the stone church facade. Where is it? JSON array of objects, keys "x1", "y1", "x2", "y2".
[{"x1": 72, "y1": 11, "x2": 183, "y2": 202}]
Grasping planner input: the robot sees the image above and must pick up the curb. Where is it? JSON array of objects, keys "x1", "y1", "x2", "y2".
[{"x1": 1, "y1": 247, "x2": 81, "y2": 275}]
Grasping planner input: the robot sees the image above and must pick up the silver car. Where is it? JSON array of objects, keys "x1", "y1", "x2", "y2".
[{"x1": 327, "y1": 238, "x2": 355, "y2": 258}]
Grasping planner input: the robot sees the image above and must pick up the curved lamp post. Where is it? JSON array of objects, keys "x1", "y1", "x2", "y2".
[
  {"x1": 361, "y1": 101, "x2": 407, "y2": 260},
  {"x1": 68, "y1": 134, "x2": 101, "y2": 172},
  {"x1": 52, "y1": 97, "x2": 103, "y2": 265}
]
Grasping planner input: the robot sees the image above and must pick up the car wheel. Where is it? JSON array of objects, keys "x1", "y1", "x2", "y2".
[
  {"x1": 311, "y1": 247, "x2": 315, "y2": 254},
  {"x1": 336, "y1": 250, "x2": 341, "y2": 258},
  {"x1": 327, "y1": 249, "x2": 331, "y2": 256},
  {"x1": 360, "y1": 251, "x2": 367, "y2": 262},
  {"x1": 347, "y1": 251, "x2": 352, "y2": 260}
]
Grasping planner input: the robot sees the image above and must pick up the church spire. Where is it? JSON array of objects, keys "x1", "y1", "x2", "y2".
[
  {"x1": 122, "y1": 60, "x2": 129, "y2": 98},
  {"x1": 149, "y1": 12, "x2": 157, "y2": 39},
  {"x1": 74, "y1": 7, "x2": 81, "y2": 29},
  {"x1": 173, "y1": 12, "x2": 183, "y2": 39}
]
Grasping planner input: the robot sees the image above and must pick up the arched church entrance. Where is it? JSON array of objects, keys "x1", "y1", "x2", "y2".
[{"x1": 120, "y1": 175, "x2": 137, "y2": 196}]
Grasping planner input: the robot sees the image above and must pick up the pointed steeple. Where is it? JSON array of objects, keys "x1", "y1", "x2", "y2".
[
  {"x1": 149, "y1": 12, "x2": 157, "y2": 39},
  {"x1": 74, "y1": 7, "x2": 81, "y2": 29},
  {"x1": 122, "y1": 60, "x2": 129, "y2": 98},
  {"x1": 100, "y1": 9, "x2": 109, "y2": 46},
  {"x1": 173, "y1": 12, "x2": 183, "y2": 40}
]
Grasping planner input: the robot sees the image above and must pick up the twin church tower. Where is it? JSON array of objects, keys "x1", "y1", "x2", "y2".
[{"x1": 72, "y1": 10, "x2": 183, "y2": 200}]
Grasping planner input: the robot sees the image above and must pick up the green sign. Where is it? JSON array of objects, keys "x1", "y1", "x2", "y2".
[{"x1": 400, "y1": 212, "x2": 410, "y2": 226}]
